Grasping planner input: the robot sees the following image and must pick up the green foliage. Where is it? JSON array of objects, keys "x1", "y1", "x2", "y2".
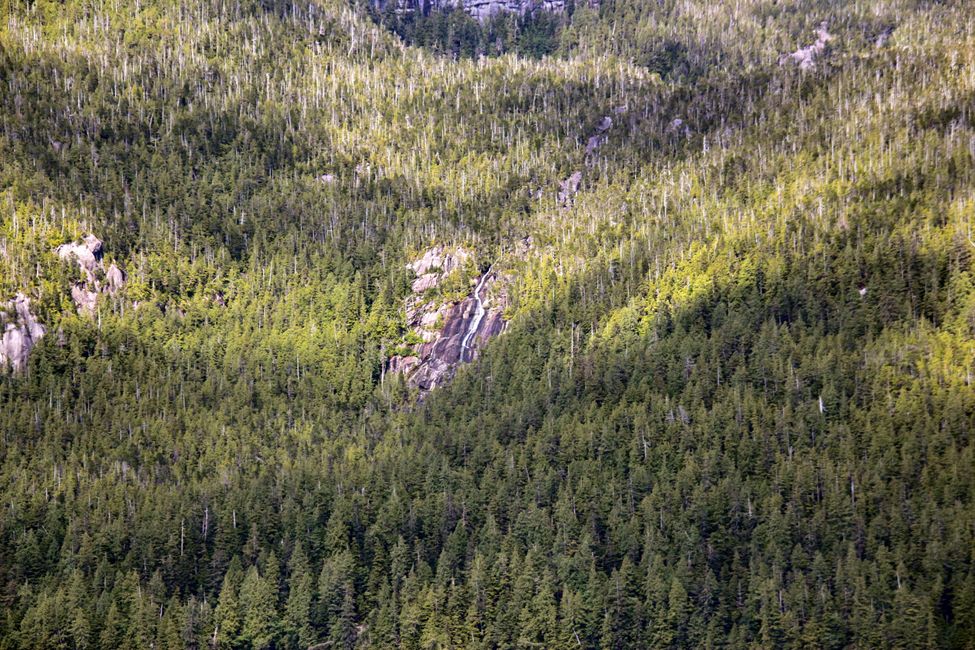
[
  {"x1": 364, "y1": 3, "x2": 566, "y2": 60},
  {"x1": 0, "y1": 0, "x2": 974, "y2": 648}
]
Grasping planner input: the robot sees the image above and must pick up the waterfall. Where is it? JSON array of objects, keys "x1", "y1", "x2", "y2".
[{"x1": 461, "y1": 268, "x2": 491, "y2": 362}]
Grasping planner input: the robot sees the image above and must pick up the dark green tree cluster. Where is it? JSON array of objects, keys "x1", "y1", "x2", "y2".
[{"x1": 359, "y1": 1, "x2": 565, "y2": 60}]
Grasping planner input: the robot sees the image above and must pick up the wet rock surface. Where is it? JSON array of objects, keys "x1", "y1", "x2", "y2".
[
  {"x1": 0, "y1": 293, "x2": 45, "y2": 373},
  {"x1": 388, "y1": 247, "x2": 508, "y2": 392}
]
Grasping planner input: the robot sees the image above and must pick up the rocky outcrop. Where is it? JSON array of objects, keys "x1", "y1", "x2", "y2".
[
  {"x1": 563, "y1": 107, "x2": 626, "y2": 205},
  {"x1": 464, "y1": 0, "x2": 566, "y2": 21},
  {"x1": 780, "y1": 24, "x2": 833, "y2": 71},
  {"x1": 0, "y1": 293, "x2": 45, "y2": 373},
  {"x1": 668, "y1": 118, "x2": 691, "y2": 138},
  {"x1": 408, "y1": 246, "x2": 470, "y2": 294},
  {"x1": 388, "y1": 246, "x2": 508, "y2": 392},
  {"x1": 106, "y1": 263, "x2": 125, "y2": 293},
  {"x1": 70, "y1": 284, "x2": 99, "y2": 314},
  {"x1": 875, "y1": 26, "x2": 894, "y2": 49},
  {"x1": 1, "y1": 236, "x2": 125, "y2": 371},
  {"x1": 56, "y1": 235, "x2": 125, "y2": 314},
  {"x1": 558, "y1": 171, "x2": 583, "y2": 206},
  {"x1": 585, "y1": 115, "x2": 613, "y2": 155},
  {"x1": 56, "y1": 234, "x2": 103, "y2": 281}
]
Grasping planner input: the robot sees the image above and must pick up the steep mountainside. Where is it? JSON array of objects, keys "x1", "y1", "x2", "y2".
[
  {"x1": 373, "y1": 0, "x2": 572, "y2": 20},
  {"x1": 1, "y1": 0, "x2": 974, "y2": 648}
]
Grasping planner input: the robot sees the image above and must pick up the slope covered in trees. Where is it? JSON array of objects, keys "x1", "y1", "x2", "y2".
[{"x1": 1, "y1": 0, "x2": 974, "y2": 647}]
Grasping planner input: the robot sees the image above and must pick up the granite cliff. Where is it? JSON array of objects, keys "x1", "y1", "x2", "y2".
[{"x1": 0, "y1": 293, "x2": 45, "y2": 373}]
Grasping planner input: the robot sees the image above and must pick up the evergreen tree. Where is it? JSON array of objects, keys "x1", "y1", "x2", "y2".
[
  {"x1": 239, "y1": 565, "x2": 280, "y2": 650},
  {"x1": 213, "y1": 560, "x2": 243, "y2": 648},
  {"x1": 284, "y1": 568, "x2": 315, "y2": 649}
]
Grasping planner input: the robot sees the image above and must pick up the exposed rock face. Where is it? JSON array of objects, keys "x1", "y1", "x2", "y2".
[
  {"x1": 0, "y1": 293, "x2": 45, "y2": 373},
  {"x1": 56, "y1": 235, "x2": 125, "y2": 314},
  {"x1": 388, "y1": 354, "x2": 420, "y2": 375},
  {"x1": 584, "y1": 113, "x2": 618, "y2": 156},
  {"x1": 374, "y1": 0, "x2": 598, "y2": 21},
  {"x1": 56, "y1": 234, "x2": 103, "y2": 279},
  {"x1": 668, "y1": 118, "x2": 691, "y2": 137},
  {"x1": 388, "y1": 247, "x2": 508, "y2": 392},
  {"x1": 585, "y1": 134, "x2": 605, "y2": 155},
  {"x1": 568, "y1": 107, "x2": 626, "y2": 199},
  {"x1": 408, "y1": 271, "x2": 506, "y2": 390},
  {"x1": 1, "y1": 236, "x2": 124, "y2": 371},
  {"x1": 466, "y1": 0, "x2": 565, "y2": 21},
  {"x1": 409, "y1": 245, "x2": 470, "y2": 294},
  {"x1": 875, "y1": 26, "x2": 894, "y2": 49},
  {"x1": 106, "y1": 263, "x2": 126, "y2": 294},
  {"x1": 71, "y1": 284, "x2": 99, "y2": 314},
  {"x1": 558, "y1": 171, "x2": 583, "y2": 206},
  {"x1": 781, "y1": 24, "x2": 833, "y2": 71}
]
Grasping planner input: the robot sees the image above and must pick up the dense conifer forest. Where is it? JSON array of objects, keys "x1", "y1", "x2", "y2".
[{"x1": 1, "y1": 0, "x2": 974, "y2": 647}]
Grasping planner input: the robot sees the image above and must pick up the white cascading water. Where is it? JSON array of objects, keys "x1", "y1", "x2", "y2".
[{"x1": 461, "y1": 268, "x2": 491, "y2": 361}]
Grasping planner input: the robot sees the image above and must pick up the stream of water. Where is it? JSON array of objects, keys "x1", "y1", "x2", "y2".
[{"x1": 461, "y1": 268, "x2": 491, "y2": 362}]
